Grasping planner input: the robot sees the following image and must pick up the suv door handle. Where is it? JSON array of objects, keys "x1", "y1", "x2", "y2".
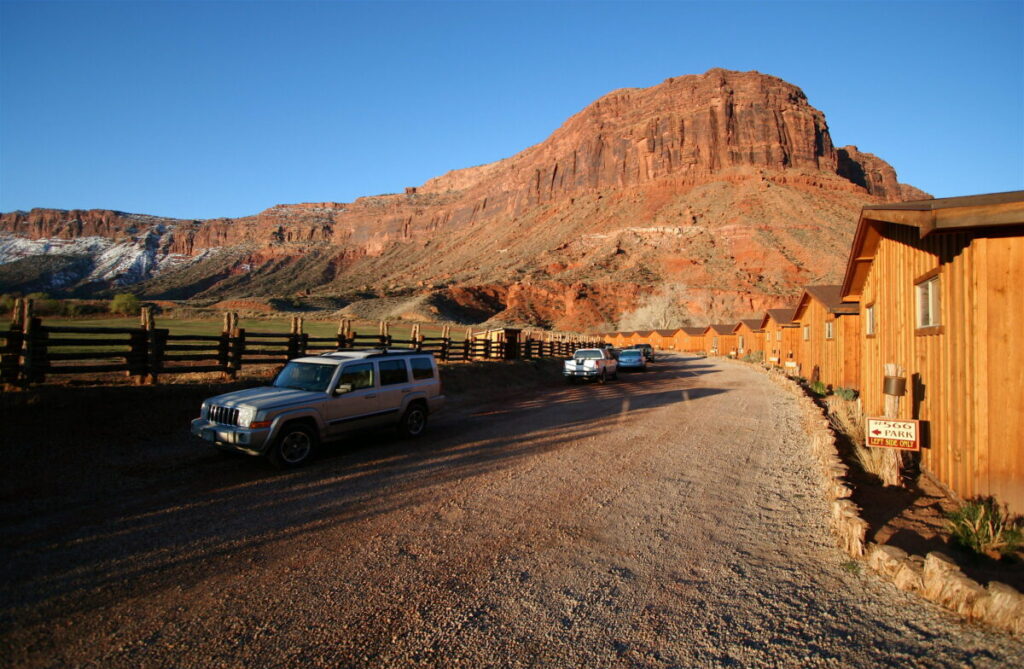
[
  {"x1": 365, "y1": 394, "x2": 377, "y2": 399},
  {"x1": 401, "y1": 389, "x2": 411, "y2": 394}
]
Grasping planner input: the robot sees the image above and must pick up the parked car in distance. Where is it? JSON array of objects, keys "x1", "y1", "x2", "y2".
[
  {"x1": 625, "y1": 344, "x2": 655, "y2": 361},
  {"x1": 563, "y1": 348, "x2": 618, "y2": 383},
  {"x1": 617, "y1": 348, "x2": 648, "y2": 372},
  {"x1": 191, "y1": 349, "x2": 444, "y2": 468}
]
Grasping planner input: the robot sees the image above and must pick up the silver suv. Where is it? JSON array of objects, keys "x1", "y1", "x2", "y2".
[{"x1": 191, "y1": 350, "x2": 444, "y2": 468}]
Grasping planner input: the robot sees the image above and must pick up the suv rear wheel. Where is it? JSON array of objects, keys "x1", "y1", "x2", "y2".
[
  {"x1": 267, "y1": 423, "x2": 318, "y2": 468},
  {"x1": 398, "y1": 403, "x2": 428, "y2": 437}
]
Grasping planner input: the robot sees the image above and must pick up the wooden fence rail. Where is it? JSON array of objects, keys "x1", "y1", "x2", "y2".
[{"x1": 1, "y1": 302, "x2": 601, "y2": 387}]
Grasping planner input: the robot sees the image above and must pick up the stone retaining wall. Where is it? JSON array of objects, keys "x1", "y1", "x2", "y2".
[{"x1": 754, "y1": 363, "x2": 1024, "y2": 635}]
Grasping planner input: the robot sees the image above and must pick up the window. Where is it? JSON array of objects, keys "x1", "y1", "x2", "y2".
[
  {"x1": 410, "y1": 357, "x2": 434, "y2": 380},
  {"x1": 738, "y1": 335, "x2": 745, "y2": 350},
  {"x1": 802, "y1": 325, "x2": 810, "y2": 341},
  {"x1": 916, "y1": 275, "x2": 941, "y2": 329},
  {"x1": 825, "y1": 321, "x2": 834, "y2": 340},
  {"x1": 776, "y1": 330, "x2": 782, "y2": 341},
  {"x1": 338, "y1": 363, "x2": 374, "y2": 390},
  {"x1": 274, "y1": 362, "x2": 336, "y2": 393},
  {"x1": 378, "y1": 359, "x2": 409, "y2": 386},
  {"x1": 865, "y1": 304, "x2": 876, "y2": 336},
  {"x1": 712, "y1": 336, "x2": 719, "y2": 349}
]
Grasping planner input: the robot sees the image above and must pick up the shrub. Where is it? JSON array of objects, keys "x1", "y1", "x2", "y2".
[
  {"x1": 741, "y1": 350, "x2": 764, "y2": 363},
  {"x1": 946, "y1": 497, "x2": 1023, "y2": 559},
  {"x1": 834, "y1": 386, "x2": 858, "y2": 401},
  {"x1": 809, "y1": 380, "x2": 828, "y2": 396},
  {"x1": 109, "y1": 293, "x2": 142, "y2": 316},
  {"x1": 0, "y1": 293, "x2": 17, "y2": 314},
  {"x1": 25, "y1": 292, "x2": 62, "y2": 316}
]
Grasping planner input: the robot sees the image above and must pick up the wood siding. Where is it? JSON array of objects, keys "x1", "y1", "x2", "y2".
[
  {"x1": 859, "y1": 225, "x2": 1024, "y2": 513},
  {"x1": 793, "y1": 301, "x2": 861, "y2": 390}
]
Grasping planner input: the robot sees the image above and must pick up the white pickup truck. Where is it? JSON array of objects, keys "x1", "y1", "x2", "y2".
[{"x1": 563, "y1": 348, "x2": 618, "y2": 383}]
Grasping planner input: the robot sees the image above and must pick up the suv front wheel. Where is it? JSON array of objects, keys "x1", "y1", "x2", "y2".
[
  {"x1": 398, "y1": 403, "x2": 428, "y2": 437},
  {"x1": 267, "y1": 423, "x2": 318, "y2": 468}
]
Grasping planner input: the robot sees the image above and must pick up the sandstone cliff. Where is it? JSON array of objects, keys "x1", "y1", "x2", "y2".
[{"x1": 0, "y1": 69, "x2": 928, "y2": 330}]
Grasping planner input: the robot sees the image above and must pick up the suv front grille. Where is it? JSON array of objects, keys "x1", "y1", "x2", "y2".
[{"x1": 209, "y1": 405, "x2": 240, "y2": 426}]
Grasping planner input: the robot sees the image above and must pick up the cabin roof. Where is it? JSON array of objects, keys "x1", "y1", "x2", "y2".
[
  {"x1": 740, "y1": 318, "x2": 764, "y2": 331},
  {"x1": 708, "y1": 323, "x2": 736, "y2": 335},
  {"x1": 654, "y1": 329, "x2": 680, "y2": 336},
  {"x1": 793, "y1": 285, "x2": 859, "y2": 320},
  {"x1": 681, "y1": 326, "x2": 707, "y2": 336},
  {"x1": 842, "y1": 190, "x2": 1024, "y2": 300},
  {"x1": 762, "y1": 308, "x2": 797, "y2": 328}
]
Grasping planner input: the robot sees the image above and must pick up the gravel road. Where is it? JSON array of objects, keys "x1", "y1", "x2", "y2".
[{"x1": 2, "y1": 354, "x2": 1021, "y2": 667}]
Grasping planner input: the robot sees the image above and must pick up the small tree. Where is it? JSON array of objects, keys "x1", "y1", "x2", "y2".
[
  {"x1": 110, "y1": 293, "x2": 142, "y2": 316},
  {"x1": 0, "y1": 293, "x2": 17, "y2": 315}
]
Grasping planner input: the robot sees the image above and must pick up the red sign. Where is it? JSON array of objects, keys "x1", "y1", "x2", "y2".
[{"x1": 866, "y1": 418, "x2": 921, "y2": 451}]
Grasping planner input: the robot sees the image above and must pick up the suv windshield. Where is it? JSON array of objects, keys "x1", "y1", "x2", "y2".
[{"x1": 273, "y1": 362, "x2": 336, "y2": 393}]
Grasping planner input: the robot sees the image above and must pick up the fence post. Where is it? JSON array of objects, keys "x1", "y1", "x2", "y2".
[
  {"x1": 24, "y1": 314, "x2": 46, "y2": 384},
  {"x1": 148, "y1": 329, "x2": 168, "y2": 385},
  {"x1": 231, "y1": 328, "x2": 246, "y2": 376},
  {"x1": 2, "y1": 298, "x2": 24, "y2": 387},
  {"x1": 287, "y1": 317, "x2": 299, "y2": 360}
]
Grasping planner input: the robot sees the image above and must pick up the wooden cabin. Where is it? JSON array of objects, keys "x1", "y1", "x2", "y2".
[
  {"x1": 631, "y1": 330, "x2": 654, "y2": 347},
  {"x1": 706, "y1": 324, "x2": 738, "y2": 356},
  {"x1": 791, "y1": 286, "x2": 861, "y2": 390},
  {"x1": 650, "y1": 329, "x2": 680, "y2": 350},
  {"x1": 733, "y1": 319, "x2": 765, "y2": 360},
  {"x1": 759, "y1": 308, "x2": 801, "y2": 371},
  {"x1": 673, "y1": 326, "x2": 708, "y2": 353},
  {"x1": 840, "y1": 190, "x2": 1024, "y2": 513}
]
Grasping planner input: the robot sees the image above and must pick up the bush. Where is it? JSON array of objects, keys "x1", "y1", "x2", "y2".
[
  {"x1": 809, "y1": 380, "x2": 828, "y2": 396},
  {"x1": 0, "y1": 293, "x2": 17, "y2": 315},
  {"x1": 25, "y1": 292, "x2": 62, "y2": 316},
  {"x1": 741, "y1": 350, "x2": 764, "y2": 363},
  {"x1": 109, "y1": 293, "x2": 142, "y2": 316},
  {"x1": 834, "y1": 386, "x2": 858, "y2": 401},
  {"x1": 947, "y1": 497, "x2": 1023, "y2": 559}
]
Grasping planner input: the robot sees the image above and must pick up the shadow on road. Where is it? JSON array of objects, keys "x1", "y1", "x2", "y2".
[{"x1": 0, "y1": 354, "x2": 729, "y2": 623}]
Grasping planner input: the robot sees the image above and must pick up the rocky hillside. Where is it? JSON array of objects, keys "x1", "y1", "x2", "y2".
[{"x1": 0, "y1": 69, "x2": 928, "y2": 330}]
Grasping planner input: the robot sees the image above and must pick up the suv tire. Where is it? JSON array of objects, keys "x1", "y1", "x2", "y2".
[
  {"x1": 267, "y1": 423, "x2": 318, "y2": 469},
  {"x1": 398, "y1": 403, "x2": 428, "y2": 438}
]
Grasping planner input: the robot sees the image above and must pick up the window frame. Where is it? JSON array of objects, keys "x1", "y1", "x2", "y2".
[
  {"x1": 864, "y1": 303, "x2": 876, "y2": 338},
  {"x1": 824, "y1": 320, "x2": 834, "y2": 340},
  {"x1": 915, "y1": 268, "x2": 943, "y2": 335},
  {"x1": 802, "y1": 324, "x2": 810, "y2": 341}
]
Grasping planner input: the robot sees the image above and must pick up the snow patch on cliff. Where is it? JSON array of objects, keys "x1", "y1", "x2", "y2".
[{"x1": 0, "y1": 231, "x2": 219, "y2": 287}]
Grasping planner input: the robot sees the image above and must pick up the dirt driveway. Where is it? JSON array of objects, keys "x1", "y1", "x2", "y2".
[{"x1": 2, "y1": 354, "x2": 1020, "y2": 667}]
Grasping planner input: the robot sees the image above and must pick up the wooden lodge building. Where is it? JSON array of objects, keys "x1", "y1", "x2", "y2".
[
  {"x1": 759, "y1": 308, "x2": 801, "y2": 371},
  {"x1": 733, "y1": 319, "x2": 764, "y2": 359},
  {"x1": 791, "y1": 285, "x2": 861, "y2": 390},
  {"x1": 706, "y1": 324, "x2": 737, "y2": 357},
  {"x1": 840, "y1": 191, "x2": 1024, "y2": 513},
  {"x1": 599, "y1": 190, "x2": 1023, "y2": 512},
  {"x1": 674, "y1": 326, "x2": 708, "y2": 353}
]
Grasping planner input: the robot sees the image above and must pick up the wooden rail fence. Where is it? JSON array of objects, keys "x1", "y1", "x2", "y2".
[{"x1": 1, "y1": 300, "x2": 600, "y2": 387}]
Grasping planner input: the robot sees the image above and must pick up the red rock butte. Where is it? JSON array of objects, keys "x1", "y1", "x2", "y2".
[{"x1": 0, "y1": 69, "x2": 928, "y2": 330}]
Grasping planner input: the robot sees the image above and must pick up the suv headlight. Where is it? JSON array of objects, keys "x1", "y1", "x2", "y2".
[
  {"x1": 237, "y1": 406, "x2": 258, "y2": 427},
  {"x1": 200, "y1": 402, "x2": 209, "y2": 419}
]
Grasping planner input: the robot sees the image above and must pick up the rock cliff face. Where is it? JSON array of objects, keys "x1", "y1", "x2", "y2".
[{"x1": 0, "y1": 69, "x2": 927, "y2": 329}]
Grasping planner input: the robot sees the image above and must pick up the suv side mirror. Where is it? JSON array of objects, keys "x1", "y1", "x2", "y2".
[{"x1": 333, "y1": 383, "x2": 353, "y2": 396}]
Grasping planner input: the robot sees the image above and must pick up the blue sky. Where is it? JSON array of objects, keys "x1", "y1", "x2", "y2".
[{"x1": 1, "y1": 0, "x2": 1021, "y2": 220}]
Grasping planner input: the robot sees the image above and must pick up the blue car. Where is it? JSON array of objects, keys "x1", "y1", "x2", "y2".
[{"x1": 617, "y1": 348, "x2": 648, "y2": 372}]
